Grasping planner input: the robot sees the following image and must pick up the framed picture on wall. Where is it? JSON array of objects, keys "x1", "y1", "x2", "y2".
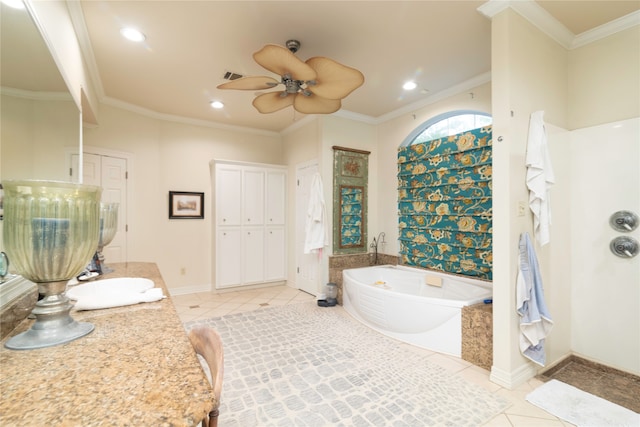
[{"x1": 169, "y1": 191, "x2": 204, "y2": 219}]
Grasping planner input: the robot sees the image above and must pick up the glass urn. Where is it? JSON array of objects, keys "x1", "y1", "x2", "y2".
[
  {"x1": 2, "y1": 180, "x2": 102, "y2": 350},
  {"x1": 96, "y1": 202, "x2": 119, "y2": 274}
]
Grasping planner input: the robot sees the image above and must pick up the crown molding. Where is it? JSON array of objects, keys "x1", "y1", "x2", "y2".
[
  {"x1": 280, "y1": 114, "x2": 316, "y2": 135},
  {"x1": 375, "y1": 71, "x2": 492, "y2": 125},
  {"x1": 1, "y1": 86, "x2": 73, "y2": 102},
  {"x1": 478, "y1": 0, "x2": 640, "y2": 50},
  {"x1": 478, "y1": 0, "x2": 574, "y2": 48},
  {"x1": 66, "y1": 0, "x2": 105, "y2": 99},
  {"x1": 283, "y1": 71, "x2": 493, "y2": 132},
  {"x1": 101, "y1": 96, "x2": 280, "y2": 137},
  {"x1": 572, "y1": 10, "x2": 640, "y2": 49},
  {"x1": 334, "y1": 109, "x2": 378, "y2": 125}
]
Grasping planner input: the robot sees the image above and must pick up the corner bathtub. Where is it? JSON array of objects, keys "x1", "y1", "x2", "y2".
[{"x1": 342, "y1": 265, "x2": 492, "y2": 356}]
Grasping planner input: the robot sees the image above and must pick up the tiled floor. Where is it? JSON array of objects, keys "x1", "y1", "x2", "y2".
[{"x1": 171, "y1": 285, "x2": 575, "y2": 427}]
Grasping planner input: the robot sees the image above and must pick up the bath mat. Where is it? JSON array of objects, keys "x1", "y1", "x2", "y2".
[
  {"x1": 526, "y1": 379, "x2": 640, "y2": 427},
  {"x1": 185, "y1": 302, "x2": 510, "y2": 427}
]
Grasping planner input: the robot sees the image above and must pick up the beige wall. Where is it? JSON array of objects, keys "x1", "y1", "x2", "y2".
[
  {"x1": 1, "y1": 94, "x2": 78, "y2": 182},
  {"x1": 490, "y1": 9, "x2": 572, "y2": 387},
  {"x1": 319, "y1": 116, "x2": 378, "y2": 286},
  {"x1": 282, "y1": 118, "x2": 321, "y2": 289},
  {"x1": 4, "y1": 0, "x2": 638, "y2": 380},
  {"x1": 82, "y1": 104, "x2": 283, "y2": 293},
  {"x1": 490, "y1": 10, "x2": 640, "y2": 384},
  {"x1": 26, "y1": 0, "x2": 91, "y2": 116},
  {"x1": 568, "y1": 26, "x2": 640, "y2": 129},
  {"x1": 321, "y1": 115, "x2": 378, "y2": 251}
]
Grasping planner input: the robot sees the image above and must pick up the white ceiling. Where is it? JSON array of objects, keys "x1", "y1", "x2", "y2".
[{"x1": 2, "y1": 1, "x2": 639, "y2": 134}]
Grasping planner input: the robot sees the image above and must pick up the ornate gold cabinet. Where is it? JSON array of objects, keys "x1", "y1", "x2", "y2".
[{"x1": 332, "y1": 146, "x2": 370, "y2": 255}]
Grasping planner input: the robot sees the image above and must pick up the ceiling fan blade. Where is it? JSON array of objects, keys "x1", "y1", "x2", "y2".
[
  {"x1": 294, "y1": 94, "x2": 341, "y2": 114},
  {"x1": 305, "y1": 57, "x2": 365, "y2": 100},
  {"x1": 252, "y1": 91, "x2": 295, "y2": 113},
  {"x1": 253, "y1": 44, "x2": 316, "y2": 81},
  {"x1": 217, "y1": 76, "x2": 280, "y2": 90}
]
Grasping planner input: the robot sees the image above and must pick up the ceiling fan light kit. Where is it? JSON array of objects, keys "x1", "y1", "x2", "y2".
[{"x1": 217, "y1": 40, "x2": 364, "y2": 115}]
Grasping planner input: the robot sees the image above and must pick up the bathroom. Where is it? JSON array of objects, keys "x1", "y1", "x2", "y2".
[{"x1": 1, "y1": 0, "x2": 638, "y2": 400}]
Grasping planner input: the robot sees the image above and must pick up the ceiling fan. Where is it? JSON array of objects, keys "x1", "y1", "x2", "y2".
[{"x1": 217, "y1": 40, "x2": 364, "y2": 114}]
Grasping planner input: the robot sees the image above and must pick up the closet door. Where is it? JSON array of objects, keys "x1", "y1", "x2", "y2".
[
  {"x1": 242, "y1": 228, "x2": 264, "y2": 284},
  {"x1": 265, "y1": 227, "x2": 286, "y2": 281},
  {"x1": 216, "y1": 166, "x2": 242, "y2": 226},
  {"x1": 243, "y1": 169, "x2": 264, "y2": 226},
  {"x1": 216, "y1": 228, "x2": 242, "y2": 288},
  {"x1": 213, "y1": 161, "x2": 287, "y2": 290},
  {"x1": 266, "y1": 170, "x2": 286, "y2": 225}
]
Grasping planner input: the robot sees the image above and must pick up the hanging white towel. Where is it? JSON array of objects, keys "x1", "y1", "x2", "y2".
[
  {"x1": 304, "y1": 172, "x2": 328, "y2": 254},
  {"x1": 526, "y1": 111, "x2": 555, "y2": 246},
  {"x1": 516, "y1": 232, "x2": 553, "y2": 366}
]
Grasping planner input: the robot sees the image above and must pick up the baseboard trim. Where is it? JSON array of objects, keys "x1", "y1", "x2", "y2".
[
  {"x1": 168, "y1": 284, "x2": 212, "y2": 296},
  {"x1": 490, "y1": 362, "x2": 538, "y2": 389}
]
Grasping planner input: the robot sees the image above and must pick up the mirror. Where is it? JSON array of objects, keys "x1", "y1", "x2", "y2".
[
  {"x1": 332, "y1": 146, "x2": 370, "y2": 255},
  {"x1": 1, "y1": 1, "x2": 80, "y2": 183}
]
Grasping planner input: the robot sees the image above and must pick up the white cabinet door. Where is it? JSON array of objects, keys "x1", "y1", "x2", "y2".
[
  {"x1": 243, "y1": 169, "x2": 264, "y2": 226},
  {"x1": 214, "y1": 161, "x2": 287, "y2": 290},
  {"x1": 265, "y1": 227, "x2": 286, "y2": 281},
  {"x1": 266, "y1": 171, "x2": 286, "y2": 225},
  {"x1": 216, "y1": 228, "x2": 242, "y2": 288},
  {"x1": 216, "y1": 166, "x2": 242, "y2": 226},
  {"x1": 243, "y1": 228, "x2": 264, "y2": 284}
]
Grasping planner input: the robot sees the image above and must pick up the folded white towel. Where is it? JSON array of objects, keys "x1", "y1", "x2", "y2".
[
  {"x1": 73, "y1": 287, "x2": 164, "y2": 311},
  {"x1": 67, "y1": 277, "x2": 165, "y2": 311}
]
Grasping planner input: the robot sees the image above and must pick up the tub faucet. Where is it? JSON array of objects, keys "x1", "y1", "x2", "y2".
[
  {"x1": 377, "y1": 232, "x2": 386, "y2": 252},
  {"x1": 369, "y1": 232, "x2": 386, "y2": 265}
]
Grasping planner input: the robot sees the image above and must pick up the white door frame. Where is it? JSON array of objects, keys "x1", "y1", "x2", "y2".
[{"x1": 69, "y1": 145, "x2": 134, "y2": 263}]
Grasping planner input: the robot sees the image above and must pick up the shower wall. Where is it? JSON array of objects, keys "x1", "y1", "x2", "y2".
[{"x1": 569, "y1": 117, "x2": 639, "y2": 375}]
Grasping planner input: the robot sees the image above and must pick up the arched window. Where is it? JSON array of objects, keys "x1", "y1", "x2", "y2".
[
  {"x1": 397, "y1": 111, "x2": 493, "y2": 280},
  {"x1": 401, "y1": 110, "x2": 492, "y2": 146}
]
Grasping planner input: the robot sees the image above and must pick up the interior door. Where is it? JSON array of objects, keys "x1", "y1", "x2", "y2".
[
  {"x1": 99, "y1": 156, "x2": 127, "y2": 263},
  {"x1": 72, "y1": 153, "x2": 128, "y2": 263},
  {"x1": 295, "y1": 161, "x2": 320, "y2": 295}
]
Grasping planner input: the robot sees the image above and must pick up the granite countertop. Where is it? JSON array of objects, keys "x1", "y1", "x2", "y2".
[{"x1": 0, "y1": 262, "x2": 215, "y2": 426}]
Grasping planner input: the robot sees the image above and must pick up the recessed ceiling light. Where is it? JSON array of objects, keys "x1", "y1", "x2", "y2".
[
  {"x1": 120, "y1": 27, "x2": 146, "y2": 42},
  {"x1": 1, "y1": 0, "x2": 25, "y2": 9},
  {"x1": 210, "y1": 101, "x2": 224, "y2": 109},
  {"x1": 403, "y1": 81, "x2": 417, "y2": 91}
]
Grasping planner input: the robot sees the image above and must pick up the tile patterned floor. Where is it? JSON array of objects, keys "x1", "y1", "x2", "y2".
[{"x1": 172, "y1": 285, "x2": 576, "y2": 427}]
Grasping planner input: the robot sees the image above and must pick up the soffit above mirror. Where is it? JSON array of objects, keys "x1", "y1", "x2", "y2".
[{"x1": 0, "y1": 3, "x2": 68, "y2": 93}]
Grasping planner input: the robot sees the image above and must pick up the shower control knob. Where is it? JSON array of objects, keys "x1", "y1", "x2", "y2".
[
  {"x1": 610, "y1": 236, "x2": 639, "y2": 258},
  {"x1": 609, "y1": 210, "x2": 638, "y2": 232}
]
